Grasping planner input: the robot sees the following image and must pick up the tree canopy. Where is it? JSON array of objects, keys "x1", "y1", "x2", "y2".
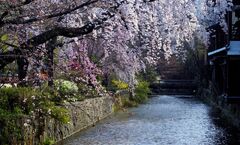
[{"x1": 0, "y1": 0, "x2": 232, "y2": 87}]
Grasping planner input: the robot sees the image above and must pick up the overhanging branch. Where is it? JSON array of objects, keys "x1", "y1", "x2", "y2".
[
  {"x1": 0, "y1": 0, "x2": 98, "y2": 27},
  {"x1": 0, "y1": 0, "x2": 123, "y2": 70}
]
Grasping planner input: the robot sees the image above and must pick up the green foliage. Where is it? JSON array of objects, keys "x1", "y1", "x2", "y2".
[
  {"x1": 1, "y1": 34, "x2": 8, "y2": 41},
  {"x1": 0, "y1": 87, "x2": 38, "y2": 112},
  {"x1": 0, "y1": 88, "x2": 36, "y2": 144},
  {"x1": 0, "y1": 79, "x2": 103, "y2": 144},
  {"x1": 1, "y1": 44, "x2": 8, "y2": 52},
  {"x1": 0, "y1": 87, "x2": 70, "y2": 144},
  {"x1": 50, "y1": 106, "x2": 70, "y2": 124},
  {"x1": 105, "y1": 78, "x2": 129, "y2": 93},
  {"x1": 112, "y1": 94, "x2": 138, "y2": 112},
  {"x1": 111, "y1": 79, "x2": 151, "y2": 111},
  {"x1": 113, "y1": 81, "x2": 150, "y2": 110},
  {"x1": 54, "y1": 79, "x2": 78, "y2": 95},
  {"x1": 0, "y1": 108, "x2": 23, "y2": 143},
  {"x1": 77, "y1": 83, "x2": 98, "y2": 99},
  {"x1": 1, "y1": 61, "x2": 18, "y2": 74},
  {"x1": 134, "y1": 81, "x2": 151, "y2": 103},
  {"x1": 46, "y1": 77, "x2": 102, "y2": 101},
  {"x1": 111, "y1": 80, "x2": 129, "y2": 90},
  {"x1": 0, "y1": 34, "x2": 9, "y2": 53},
  {"x1": 138, "y1": 67, "x2": 158, "y2": 83},
  {"x1": 43, "y1": 138, "x2": 55, "y2": 145},
  {"x1": 121, "y1": 96, "x2": 138, "y2": 107}
]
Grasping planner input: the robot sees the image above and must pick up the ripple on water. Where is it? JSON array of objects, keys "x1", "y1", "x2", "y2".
[{"x1": 62, "y1": 95, "x2": 238, "y2": 145}]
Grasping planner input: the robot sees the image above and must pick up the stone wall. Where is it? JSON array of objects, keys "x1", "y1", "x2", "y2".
[{"x1": 50, "y1": 96, "x2": 113, "y2": 143}]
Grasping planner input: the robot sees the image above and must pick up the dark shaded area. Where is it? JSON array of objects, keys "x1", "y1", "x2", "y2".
[
  {"x1": 228, "y1": 59, "x2": 240, "y2": 96},
  {"x1": 209, "y1": 107, "x2": 240, "y2": 145},
  {"x1": 207, "y1": 1, "x2": 240, "y2": 102},
  {"x1": 150, "y1": 80, "x2": 197, "y2": 95}
]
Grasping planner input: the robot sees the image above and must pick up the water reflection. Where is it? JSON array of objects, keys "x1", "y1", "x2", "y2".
[{"x1": 61, "y1": 95, "x2": 240, "y2": 145}]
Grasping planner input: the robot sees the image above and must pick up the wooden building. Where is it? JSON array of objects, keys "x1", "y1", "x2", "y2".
[{"x1": 208, "y1": 0, "x2": 240, "y2": 102}]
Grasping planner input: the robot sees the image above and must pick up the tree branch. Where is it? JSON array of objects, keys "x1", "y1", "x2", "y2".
[
  {"x1": 0, "y1": 0, "x2": 121, "y2": 70},
  {"x1": 0, "y1": 12, "x2": 115, "y2": 70},
  {"x1": 0, "y1": 0, "x2": 98, "y2": 27}
]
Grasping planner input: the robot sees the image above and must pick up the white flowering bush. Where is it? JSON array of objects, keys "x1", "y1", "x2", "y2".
[
  {"x1": 1, "y1": 84, "x2": 12, "y2": 88},
  {"x1": 54, "y1": 79, "x2": 79, "y2": 95}
]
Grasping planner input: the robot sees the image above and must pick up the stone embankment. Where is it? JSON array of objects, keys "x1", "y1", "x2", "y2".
[
  {"x1": 53, "y1": 96, "x2": 113, "y2": 142},
  {"x1": 24, "y1": 96, "x2": 113, "y2": 144}
]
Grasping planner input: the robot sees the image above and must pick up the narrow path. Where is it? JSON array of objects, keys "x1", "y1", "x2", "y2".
[{"x1": 61, "y1": 95, "x2": 240, "y2": 145}]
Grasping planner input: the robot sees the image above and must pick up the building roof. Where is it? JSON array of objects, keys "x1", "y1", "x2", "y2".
[
  {"x1": 208, "y1": 41, "x2": 240, "y2": 56},
  {"x1": 208, "y1": 47, "x2": 226, "y2": 56},
  {"x1": 227, "y1": 41, "x2": 240, "y2": 56}
]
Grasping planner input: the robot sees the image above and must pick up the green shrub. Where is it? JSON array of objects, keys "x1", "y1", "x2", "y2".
[
  {"x1": 121, "y1": 96, "x2": 138, "y2": 107},
  {"x1": 50, "y1": 106, "x2": 70, "y2": 123},
  {"x1": 107, "y1": 79, "x2": 129, "y2": 93},
  {"x1": 113, "y1": 95, "x2": 138, "y2": 111},
  {"x1": 112, "y1": 80, "x2": 129, "y2": 90},
  {"x1": 0, "y1": 87, "x2": 70, "y2": 144},
  {"x1": 54, "y1": 79, "x2": 78, "y2": 95},
  {"x1": 0, "y1": 88, "x2": 40, "y2": 144},
  {"x1": 112, "y1": 81, "x2": 150, "y2": 110},
  {"x1": 43, "y1": 138, "x2": 55, "y2": 145},
  {"x1": 137, "y1": 67, "x2": 158, "y2": 83},
  {"x1": 0, "y1": 87, "x2": 39, "y2": 112},
  {"x1": 134, "y1": 81, "x2": 151, "y2": 103},
  {"x1": 76, "y1": 83, "x2": 103, "y2": 99}
]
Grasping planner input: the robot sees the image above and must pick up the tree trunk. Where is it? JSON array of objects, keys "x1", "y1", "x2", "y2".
[
  {"x1": 17, "y1": 57, "x2": 29, "y2": 86},
  {"x1": 46, "y1": 37, "x2": 57, "y2": 88}
]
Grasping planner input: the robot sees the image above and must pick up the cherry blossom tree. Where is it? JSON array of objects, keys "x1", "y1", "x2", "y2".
[
  {"x1": 0, "y1": 0, "x2": 233, "y2": 89},
  {"x1": 0, "y1": 1, "x2": 235, "y2": 144}
]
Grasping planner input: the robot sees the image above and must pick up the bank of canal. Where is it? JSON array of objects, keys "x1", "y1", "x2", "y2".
[{"x1": 61, "y1": 95, "x2": 240, "y2": 145}]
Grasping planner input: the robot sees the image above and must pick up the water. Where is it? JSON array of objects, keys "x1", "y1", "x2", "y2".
[{"x1": 61, "y1": 95, "x2": 240, "y2": 145}]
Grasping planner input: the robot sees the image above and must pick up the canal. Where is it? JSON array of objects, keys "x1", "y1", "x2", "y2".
[{"x1": 61, "y1": 95, "x2": 240, "y2": 145}]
